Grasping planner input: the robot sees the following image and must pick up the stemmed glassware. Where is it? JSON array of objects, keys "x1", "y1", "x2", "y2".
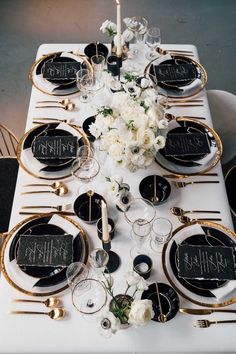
[
  {"x1": 130, "y1": 219, "x2": 152, "y2": 258},
  {"x1": 66, "y1": 262, "x2": 90, "y2": 294},
  {"x1": 145, "y1": 27, "x2": 161, "y2": 60},
  {"x1": 91, "y1": 55, "x2": 105, "y2": 91},
  {"x1": 76, "y1": 68, "x2": 94, "y2": 103},
  {"x1": 127, "y1": 16, "x2": 148, "y2": 55},
  {"x1": 89, "y1": 248, "x2": 109, "y2": 279},
  {"x1": 124, "y1": 198, "x2": 156, "y2": 225},
  {"x1": 150, "y1": 217, "x2": 173, "y2": 252}
]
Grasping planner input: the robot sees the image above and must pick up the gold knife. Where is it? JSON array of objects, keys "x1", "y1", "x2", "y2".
[
  {"x1": 19, "y1": 211, "x2": 76, "y2": 216},
  {"x1": 180, "y1": 308, "x2": 236, "y2": 315},
  {"x1": 163, "y1": 173, "x2": 218, "y2": 178}
]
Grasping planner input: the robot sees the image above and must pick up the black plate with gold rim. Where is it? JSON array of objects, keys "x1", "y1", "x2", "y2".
[
  {"x1": 82, "y1": 116, "x2": 96, "y2": 142},
  {"x1": 29, "y1": 51, "x2": 91, "y2": 96},
  {"x1": 1, "y1": 214, "x2": 89, "y2": 296},
  {"x1": 17, "y1": 123, "x2": 90, "y2": 180},
  {"x1": 163, "y1": 221, "x2": 236, "y2": 307},
  {"x1": 74, "y1": 192, "x2": 105, "y2": 224},
  {"x1": 155, "y1": 118, "x2": 222, "y2": 176},
  {"x1": 141, "y1": 282, "x2": 179, "y2": 322},
  {"x1": 145, "y1": 55, "x2": 207, "y2": 98}
]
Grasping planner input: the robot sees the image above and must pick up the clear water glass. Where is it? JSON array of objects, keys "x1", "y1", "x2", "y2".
[
  {"x1": 66, "y1": 262, "x2": 90, "y2": 293},
  {"x1": 150, "y1": 217, "x2": 172, "y2": 252},
  {"x1": 76, "y1": 68, "x2": 94, "y2": 103},
  {"x1": 145, "y1": 27, "x2": 161, "y2": 60},
  {"x1": 89, "y1": 248, "x2": 109, "y2": 278},
  {"x1": 130, "y1": 219, "x2": 152, "y2": 258}
]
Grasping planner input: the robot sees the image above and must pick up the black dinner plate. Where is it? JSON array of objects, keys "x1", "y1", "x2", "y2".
[
  {"x1": 15, "y1": 223, "x2": 66, "y2": 278},
  {"x1": 158, "y1": 120, "x2": 212, "y2": 167},
  {"x1": 74, "y1": 192, "x2": 105, "y2": 224},
  {"x1": 169, "y1": 227, "x2": 236, "y2": 297},
  {"x1": 82, "y1": 116, "x2": 96, "y2": 142},
  {"x1": 139, "y1": 175, "x2": 171, "y2": 205},
  {"x1": 9, "y1": 216, "x2": 85, "y2": 288},
  {"x1": 33, "y1": 128, "x2": 74, "y2": 166},
  {"x1": 141, "y1": 282, "x2": 179, "y2": 322}
]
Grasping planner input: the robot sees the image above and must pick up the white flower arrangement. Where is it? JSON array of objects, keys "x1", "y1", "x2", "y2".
[
  {"x1": 100, "y1": 18, "x2": 134, "y2": 45},
  {"x1": 105, "y1": 175, "x2": 133, "y2": 212},
  {"x1": 98, "y1": 270, "x2": 154, "y2": 337},
  {"x1": 89, "y1": 75, "x2": 167, "y2": 172}
]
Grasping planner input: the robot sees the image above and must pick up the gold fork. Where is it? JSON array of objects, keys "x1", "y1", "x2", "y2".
[
  {"x1": 174, "y1": 181, "x2": 220, "y2": 188},
  {"x1": 161, "y1": 103, "x2": 204, "y2": 110},
  {"x1": 21, "y1": 204, "x2": 72, "y2": 211},
  {"x1": 194, "y1": 319, "x2": 236, "y2": 328}
]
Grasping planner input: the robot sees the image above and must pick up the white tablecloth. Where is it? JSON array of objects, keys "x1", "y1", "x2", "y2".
[{"x1": 0, "y1": 43, "x2": 234, "y2": 354}]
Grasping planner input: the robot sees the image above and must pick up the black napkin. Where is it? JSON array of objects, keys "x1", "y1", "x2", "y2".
[
  {"x1": 164, "y1": 133, "x2": 211, "y2": 157},
  {"x1": 154, "y1": 63, "x2": 196, "y2": 82},
  {"x1": 32, "y1": 136, "x2": 78, "y2": 160},
  {"x1": 43, "y1": 62, "x2": 81, "y2": 80}
]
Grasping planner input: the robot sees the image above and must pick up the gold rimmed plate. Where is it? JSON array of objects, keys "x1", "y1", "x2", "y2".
[
  {"x1": 17, "y1": 122, "x2": 90, "y2": 180},
  {"x1": 0, "y1": 213, "x2": 89, "y2": 297},
  {"x1": 155, "y1": 117, "x2": 222, "y2": 176},
  {"x1": 29, "y1": 51, "x2": 92, "y2": 96},
  {"x1": 145, "y1": 54, "x2": 207, "y2": 98},
  {"x1": 162, "y1": 221, "x2": 236, "y2": 307}
]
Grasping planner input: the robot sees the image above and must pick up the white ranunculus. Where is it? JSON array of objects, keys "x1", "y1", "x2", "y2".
[
  {"x1": 122, "y1": 28, "x2": 134, "y2": 42},
  {"x1": 136, "y1": 276, "x2": 149, "y2": 291},
  {"x1": 123, "y1": 82, "x2": 141, "y2": 97},
  {"x1": 154, "y1": 135, "x2": 166, "y2": 151},
  {"x1": 108, "y1": 180, "x2": 119, "y2": 195},
  {"x1": 125, "y1": 270, "x2": 143, "y2": 287},
  {"x1": 128, "y1": 299, "x2": 154, "y2": 327},
  {"x1": 108, "y1": 142, "x2": 124, "y2": 158},
  {"x1": 158, "y1": 118, "x2": 169, "y2": 130},
  {"x1": 139, "y1": 77, "x2": 150, "y2": 89},
  {"x1": 98, "y1": 310, "x2": 120, "y2": 338},
  {"x1": 100, "y1": 20, "x2": 117, "y2": 35}
]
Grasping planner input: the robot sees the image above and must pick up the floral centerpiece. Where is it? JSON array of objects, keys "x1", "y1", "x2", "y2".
[
  {"x1": 98, "y1": 270, "x2": 154, "y2": 337},
  {"x1": 100, "y1": 18, "x2": 134, "y2": 49},
  {"x1": 89, "y1": 74, "x2": 168, "y2": 172},
  {"x1": 105, "y1": 175, "x2": 133, "y2": 212}
]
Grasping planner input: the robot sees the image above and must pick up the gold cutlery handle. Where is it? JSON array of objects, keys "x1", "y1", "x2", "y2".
[
  {"x1": 193, "y1": 181, "x2": 219, "y2": 184},
  {"x1": 215, "y1": 320, "x2": 236, "y2": 324},
  {"x1": 21, "y1": 191, "x2": 53, "y2": 194},
  {"x1": 35, "y1": 106, "x2": 64, "y2": 109},
  {"x1": 22, "y1": 205, "x2": 55, "y2": 209},
  {"x1": 23, "y1": 184, "x2": 51, "y2": 187},
  {"x1": 10, "y1": 310, "x2": 47, "y2": 315},
  {"x1": 188, "y1": 210, "x2": 221, "y2": 214},
  {"x1": 19, "y1": 211, "x2": 75, "y2": 216},
  {"x1": 13, "y1": 299, "x2": 43, "y2": 304},
  {"x1": 163, "y1": 173, "x2": 218, "y2": 178},
  {"x1": 197, "y1": 218, "x2": 222, "y2": 221},
  {"x1": 32, "y1": 117, "x2": 64, "y2": 121},
  {"x1": 37, "y1": 101, "x2": 61, "y2": 104},
  {"x1": 178, "y1": 116, "x2": 206, "y2": 120}
]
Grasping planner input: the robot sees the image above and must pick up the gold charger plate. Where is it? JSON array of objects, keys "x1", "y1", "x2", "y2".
[
  {"x1": 0, "y1": 213, "x2": 89, "y2": 297},
  {"x1": 145, "y1": 54, "x2": 207, "y2": 98},
  {"x1": 17, "y1": 122, "x2": 90, "y2": 180},
  {"x1": 162, "y1": 220, "x2": 236, "y2": 307},
  {"x1": 29, "y1": 51, "x2": 92, "y2": 96},
  {"x1": 155, "y1": 117, "x2": 222, "y2": 176}
]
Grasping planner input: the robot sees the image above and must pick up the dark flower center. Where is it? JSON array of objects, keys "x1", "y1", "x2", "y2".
[
  {"x1": 122, "y1": 196, "x2": 129, "y2": 204},
  {"x1": 101, "y1": 318, "x2": 111, "y2": 330}
]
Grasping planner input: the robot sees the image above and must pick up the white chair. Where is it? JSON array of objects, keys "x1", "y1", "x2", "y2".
[{"x1": 207, "y1": 90, "x2": 236, "y2": 165}]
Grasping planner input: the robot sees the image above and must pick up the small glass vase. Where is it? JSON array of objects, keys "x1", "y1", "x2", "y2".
[
  {"x1": 109, "y1": 294, "x2": 132, "y2": 328},
  {"x1": 111, "y1": 40, "x2": 129, "y2": 60}
]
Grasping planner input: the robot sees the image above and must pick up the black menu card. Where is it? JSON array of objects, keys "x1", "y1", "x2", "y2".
[
  {"x1": 43, "y1": 62, "x2": 81, "y2": 80},
  {"x1": 164, "y1": 133, "x2": 210, "y2": 156},
  {"x1": 154, "y1": 63, "x2": 196, "y2": 82},
  {"x1": 178, "y1": 244, "x2": 236, "y2": 281},
  {"x1": 32, "y1": 136, "x2": 78, "y2": 159},
  {"x1": 17, "y1": 234, "x2": 73, "y2": 267}
]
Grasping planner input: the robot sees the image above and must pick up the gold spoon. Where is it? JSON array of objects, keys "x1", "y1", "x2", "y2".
[
  {"x1": 13, "y1": 297, "x2": 61, "y2": 308},
  {"x1": 35, "y1": 103, "x2": 75, "y2": 111},
  {"x1": 164, "y1": 113, "x2": 206, "y2": 122},
  {"x1": 179, "y1": 215, "x2": 222, "y2": 224},
  {"x1": 171, "y1": 207, "x2": 221, "y2": 217},
  {"x1": 156, "y1": 282, "x2": 167, "y2": 323},
  {"x1": 87, "y1": 190, "x2": 94, "y2": 222},
  {"x1": 23, "y1": 182, "x2": 66, "y2": 190},
  {"x1": 21, "y1": 186, "x2": 69, "y2": 196},
  {"x1": 36, "y1": 99, "x2": 71, "y2": 105},
  {"x1": 151, "y1": 175, "x2": 159, "y2": 204},
  {"x1": 156, "y1": 47, "x2": 194, "y2": 56},
  {"x1": 10, "y1": 308, "x2": 66, "y2": 320}
]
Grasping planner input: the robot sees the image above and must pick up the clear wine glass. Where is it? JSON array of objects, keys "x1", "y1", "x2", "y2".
[
  {"x1": 76, "y1": 69, "x2": 94, "y2": 103},
  {"x1": 145, "y1": 27, "x2": 161, "y2": 60},
  {"x1": 66, "y1": 262, "x2": 90, "y2": 293},
  {"x1": 71, "y1": 156, "x2": 100, "y2": 183},
  {"x1": 72, "y1": 278, "x2": 107, "y2": 315},
  {"x1": 127, "y1": 16, "x2": 148, "y2": 56},
  {"x1": 130, "y1": 219, "x2": 152, "y2": 258},
  {"x1": 91, "y1": 54, "x2": 105, "y2": 91},
  {"x1": 124, "y1": 198, "x2": 156, "y2": 225}
]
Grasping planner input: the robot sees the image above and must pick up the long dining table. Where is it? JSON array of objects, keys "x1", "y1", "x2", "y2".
[{"x1": 0, "y1": 43, "x2": 235, "y2": 354}]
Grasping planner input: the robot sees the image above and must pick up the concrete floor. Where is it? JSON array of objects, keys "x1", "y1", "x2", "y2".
[{"x1": 0, "y1": 0, "x2": 236, "y2": 137}]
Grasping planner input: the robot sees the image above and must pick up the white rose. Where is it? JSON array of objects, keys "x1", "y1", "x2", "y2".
[
  {"x1": 128, "y1": 299, "x2": 154, "y2": 327},
  {"x1": 108, "y1": 141, "x2": 124, "y2": 158},
  {"x1": 154, "y1": 135, "x2": 166, "y2": 151},
  {"x1": 137, "y1": 128, "x2": 155, "y2": 150},
  {"x1": 140, "y1": 77, "x2": 150, "y2": 89},
  {"x1": 125, "y1": 270, "x2": 142, "y2": 287}
]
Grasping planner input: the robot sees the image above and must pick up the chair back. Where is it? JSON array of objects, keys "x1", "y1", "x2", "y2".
[{"x1": 0, "y1": 124, "x2": 19, "y2": 157}]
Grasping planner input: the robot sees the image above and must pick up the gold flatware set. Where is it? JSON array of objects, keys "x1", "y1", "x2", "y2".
[
  {"x1": 35, "y1": 98, "x2": 75, "y2": 111},
  {"x1": 194, "y1": 319, "x2": 236, "y2": 328},
  {"x1": 32, "y1": 117, "x2": 76, "y2": 124},
  {"x1": 19, "y1": 203, "x2": 74, "y2": 215},
  {"x1": 10, "y1": 297, "x2": 66, "y2": 320},
  {"x1": 173, "y1": 180, "x2": 220, "y2": 189},
  {"x1": 180, "y1": 309, "x2": 236, "y2": 328},
  {"x1": 21, "y1": 182, "x2": 69, "y2": 196}
]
